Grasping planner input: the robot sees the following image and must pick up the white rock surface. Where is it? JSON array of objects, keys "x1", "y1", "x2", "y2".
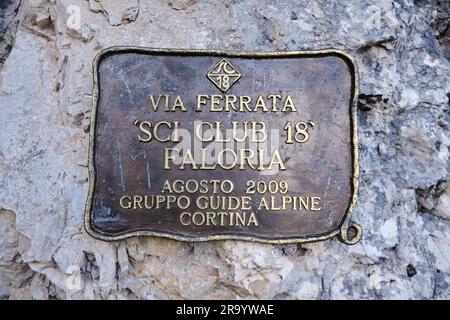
[{"x1": 0, "y1": 0, "x2": 449, "y2": 299}]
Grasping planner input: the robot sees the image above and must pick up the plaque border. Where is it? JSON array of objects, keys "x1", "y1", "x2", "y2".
[{"x1": 84, "y1": 47, "x2": 362, "y2": 245}]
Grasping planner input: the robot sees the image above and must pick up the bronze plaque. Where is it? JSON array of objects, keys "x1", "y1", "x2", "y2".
[{"x1": 84, "y1": 47, "x2": 361, "y2": 244}]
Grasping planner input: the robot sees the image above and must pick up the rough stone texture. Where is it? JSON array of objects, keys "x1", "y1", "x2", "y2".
[
  {"x1": 0, "y1": 0, "x2": 22, "y2": 64},
  {"x1": 88, "y1": 0, "x2": 139, "y2": 26},
  {"x1": 0, "y1": 0, "x2": 449, "y2": 299}
]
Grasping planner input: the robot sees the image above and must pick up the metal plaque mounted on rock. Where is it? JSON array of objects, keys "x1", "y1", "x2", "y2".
[{"x1": 84, "y1": 47, "x2": 361, "y2": 244}]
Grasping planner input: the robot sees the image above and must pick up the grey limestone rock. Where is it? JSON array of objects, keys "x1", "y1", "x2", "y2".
[{"x1": 0, "y1": 0, "x2": 448, "y2": 299}]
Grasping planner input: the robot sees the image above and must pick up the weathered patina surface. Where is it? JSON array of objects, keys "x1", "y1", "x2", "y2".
[{"x1": 86, "y1": 49, "x2": 358, "y2": 243}]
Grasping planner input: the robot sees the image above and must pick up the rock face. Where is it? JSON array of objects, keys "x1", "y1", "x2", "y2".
[
  {"x1": 0, "y1": 0, "x2": 449, "y2": 299},
  {"x1": 0, "y1": 0, "x2": 21, "y2": 63}
]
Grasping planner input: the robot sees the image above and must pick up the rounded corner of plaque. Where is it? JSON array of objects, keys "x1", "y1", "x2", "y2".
[
  {"x1": 93, "y1": 46, "x2": 126, "y2": 72},
  {"x1": 324, "y1": 50, "x2": 359, "y2": 92},
  {"x1": 330, "y1": 50, "x2": 357, "y2": 69},
  {"x1": 83, "y1": 211, "x2": 111, "y2": 242},
  {"x1": 83, "y1": 216, "x2": 100, "y2": 239},
  {"x1": 92, "y1": 48, "x2": 109, "y2": 70},
  {"x1": 338, "y1": 222, "x2": 362, "y2": 245}
]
